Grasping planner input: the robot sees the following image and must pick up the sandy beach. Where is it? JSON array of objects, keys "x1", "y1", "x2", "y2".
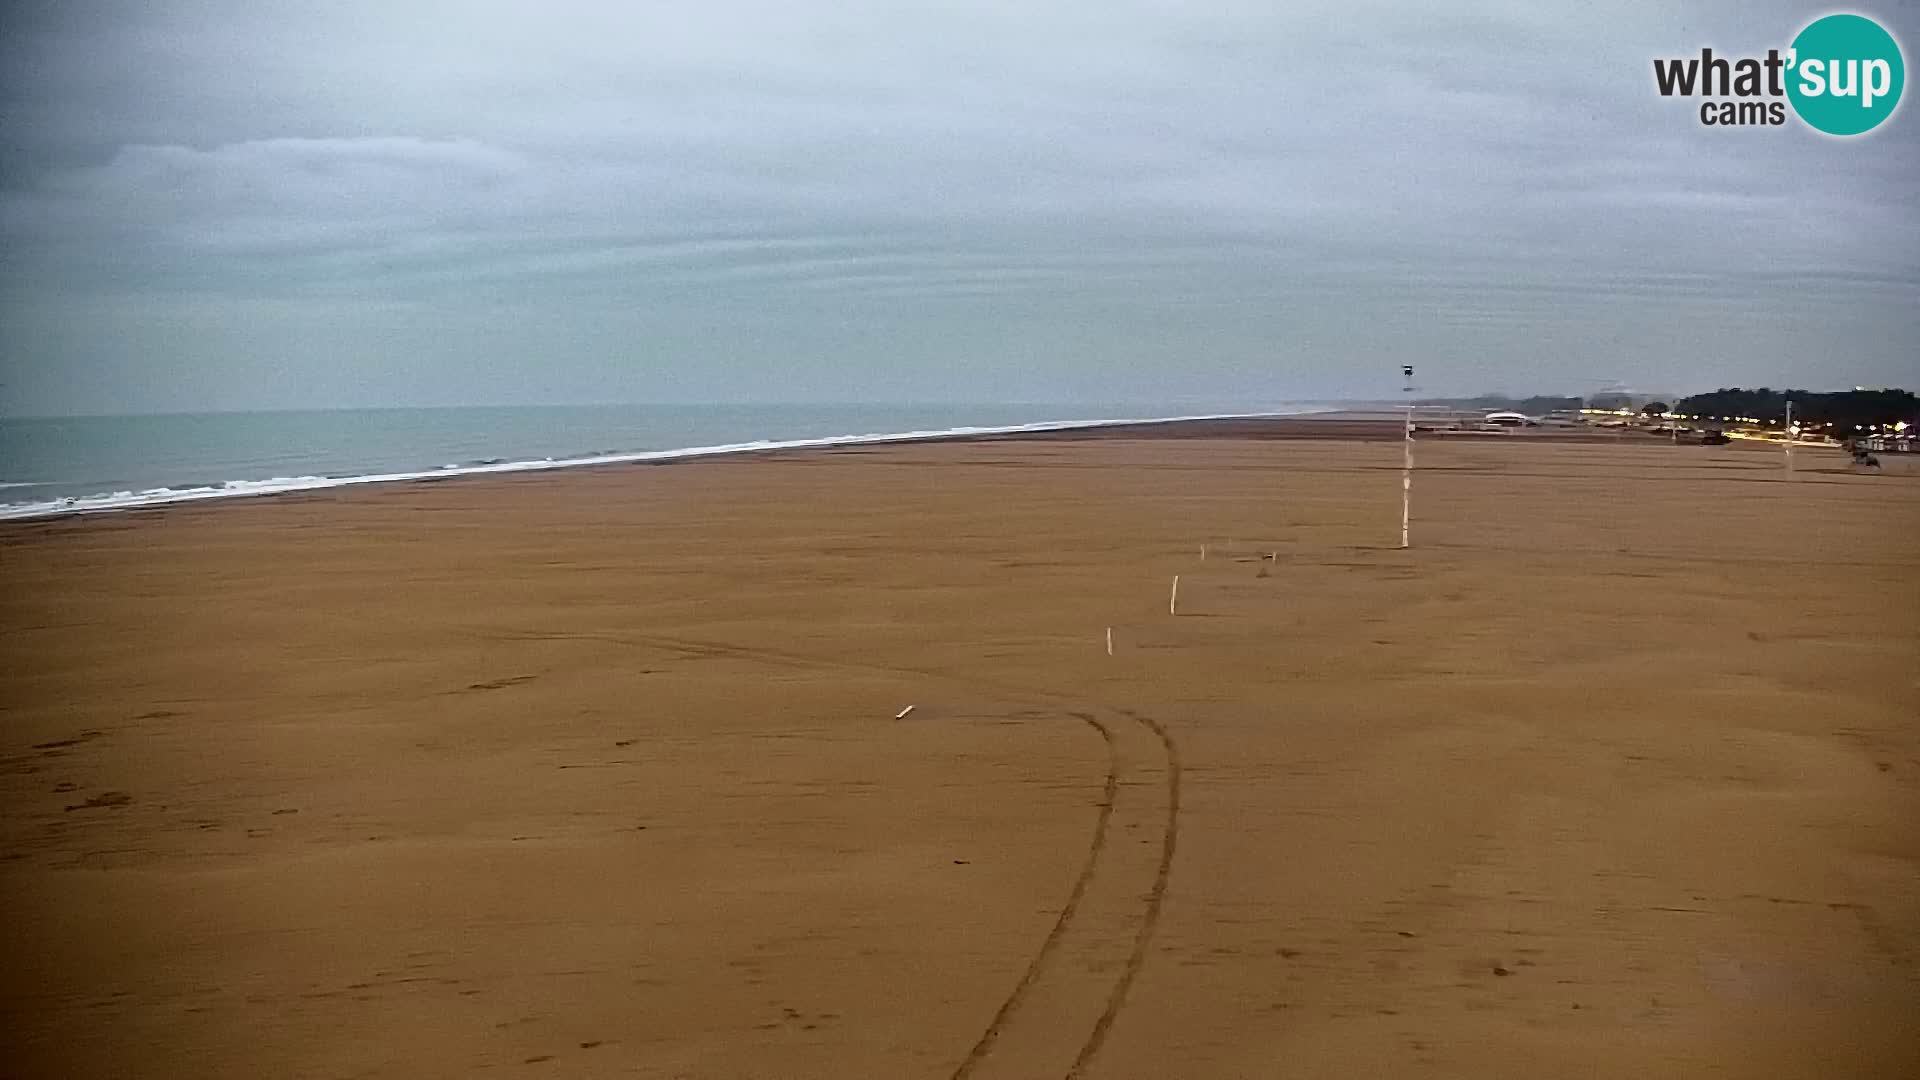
[{"x1": 2, "y1": 426, "x2": 1916, "y2": 1079}]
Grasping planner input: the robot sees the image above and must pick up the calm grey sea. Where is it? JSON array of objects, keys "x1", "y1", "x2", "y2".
[{"x1": 0, "y1": 403, "x2": 1329, "y2": 519}]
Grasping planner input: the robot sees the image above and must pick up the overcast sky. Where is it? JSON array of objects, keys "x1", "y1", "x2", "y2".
[{"x1": 1, "y1": 1, "x2": 1915, "y2": 415}]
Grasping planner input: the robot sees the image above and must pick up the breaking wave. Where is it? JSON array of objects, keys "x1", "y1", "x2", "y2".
[{"x1": 0, "y1": 411, "x2": 1304, "y2": 522}]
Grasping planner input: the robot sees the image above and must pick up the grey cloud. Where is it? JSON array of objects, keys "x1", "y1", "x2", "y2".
[{"x1": 2, "y1": 0, "x2": 1917, "y2": 415}]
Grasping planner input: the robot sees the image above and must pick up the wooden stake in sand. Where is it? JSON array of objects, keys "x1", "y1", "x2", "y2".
[
  {"x1": 1170, "y1": 575, "x2": 1181, "y2": 616},
  {"x1": 1106, "y1": 626, "x2": 1114, "y2": 656},
  {"x1": 1200, "y1": 543, "x2": 1207, "y2": 561}
]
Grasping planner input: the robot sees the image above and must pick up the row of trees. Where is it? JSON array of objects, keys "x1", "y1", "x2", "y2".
[
  {"x1": 1420, "y1": 388, "x2": 1916, "y2": 429},
  {"x1": 1672, "y1": 388, "x2": 1918, "y2": 428}
]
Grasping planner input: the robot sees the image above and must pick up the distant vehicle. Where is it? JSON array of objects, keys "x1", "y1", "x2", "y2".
[
  {"x1": 1482, "y1": 411, "x2": 1537, "y2": 427},
  {"x1": 1700, "y1": 431, "x2": 1731, "y2": 445}
]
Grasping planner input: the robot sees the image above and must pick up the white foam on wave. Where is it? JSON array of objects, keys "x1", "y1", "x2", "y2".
[{"x1": 0, "y1": 409, "x2": 1322, "y2": 522}]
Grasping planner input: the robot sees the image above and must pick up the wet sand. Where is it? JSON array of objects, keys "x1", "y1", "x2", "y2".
[{"x1": 3, "y1": 428, "x2": 1917, "y2": 1078}]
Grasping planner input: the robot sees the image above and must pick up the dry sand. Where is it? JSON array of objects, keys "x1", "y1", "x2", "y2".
[{"x1": 2, "y1": 429, "x2": 1916, "y2": 1078}]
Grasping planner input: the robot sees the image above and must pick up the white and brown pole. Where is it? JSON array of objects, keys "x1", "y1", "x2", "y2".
[
  {"x1": 1398, "y1": 365, "x2": 1416, "y2": 550},
  {"x1": 1400, "y1": 405, "x2": 1413, "y2": 549},
  {"x1": 1785, "y1": 399, "x2": 1795, "y2": 478}
]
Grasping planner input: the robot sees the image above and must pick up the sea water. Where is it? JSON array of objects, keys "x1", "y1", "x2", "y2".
[{"x1": 0, "y1": 402, "x2": 1329, "y2": 520}]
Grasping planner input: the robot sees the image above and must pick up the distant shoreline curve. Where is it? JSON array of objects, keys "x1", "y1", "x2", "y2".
[{"x1": 4, "y1": 409, "x2": 1376, "y2": 524}]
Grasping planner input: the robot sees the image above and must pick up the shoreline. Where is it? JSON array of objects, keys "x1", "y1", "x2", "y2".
[
  {"x1": 0, "y1": 409, "x2": 1672, "y2": 526},
  {"x1": 0, "y1": 409, "x2": 1310, "y2": 524}
]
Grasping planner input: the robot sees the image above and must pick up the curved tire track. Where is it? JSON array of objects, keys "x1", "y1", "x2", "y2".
[
  {"x1": 474, "y1": 625, "x2": 1180, "y2": 1079},
  {"x1": 947, "y1": 712, "x2": 1118, "y2": 1080},
  {"x1": 1064, "y1": 709, "x2": 1181, "y2": 1080}
]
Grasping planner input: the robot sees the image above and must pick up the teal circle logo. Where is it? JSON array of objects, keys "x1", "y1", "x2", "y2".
[{"x1": 1787, "y1": 14, "x2": 1905, "y2": 135}]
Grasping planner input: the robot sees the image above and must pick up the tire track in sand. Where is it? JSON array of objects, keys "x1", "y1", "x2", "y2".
[
  {"x1": 946, "y1": 711, "x2": 1118, "y2": 1080},
  {"x1": 473, "y1": 626, "x2": 1180, "y2": 1079},
  {"x1": 1063, "y1": 709, "x2": 1181, "y2": 1080}
]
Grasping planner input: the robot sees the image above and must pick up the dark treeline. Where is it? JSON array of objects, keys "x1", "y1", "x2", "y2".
[
  {"x1": 1674, "y1": 388, "x2": 1918, "y2": 427},
  {"x1": 1415, "y1": 388, "x2": 1916, "y2": 428}
]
